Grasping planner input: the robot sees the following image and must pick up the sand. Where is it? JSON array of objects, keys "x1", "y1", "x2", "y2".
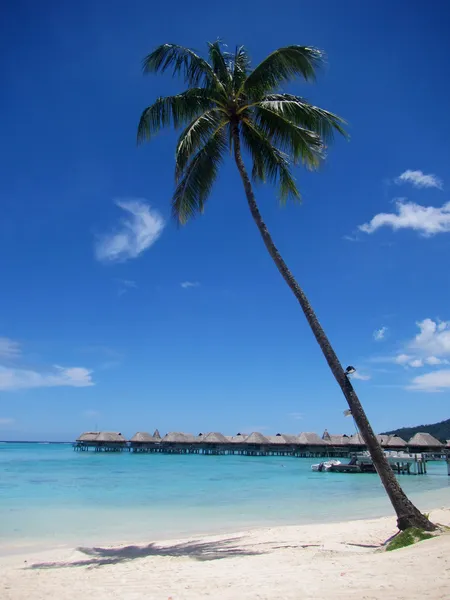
[{"x1": 1, "y1": 507, "x2": 449, "y2": 600}]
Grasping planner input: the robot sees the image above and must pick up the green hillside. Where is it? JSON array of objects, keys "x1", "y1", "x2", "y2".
[{"x1": 382, "y1": 418, "x2": 450, "y2": 443}]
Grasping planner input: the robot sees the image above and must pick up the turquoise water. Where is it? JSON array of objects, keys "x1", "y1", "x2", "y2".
[{"x1": 0, "y1": 443, "x2": 448, "y2": 549}]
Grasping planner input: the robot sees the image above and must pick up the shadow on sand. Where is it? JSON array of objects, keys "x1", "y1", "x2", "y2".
[{"x1": 28, "y1": 537, "x2": 265, "y2": 570}]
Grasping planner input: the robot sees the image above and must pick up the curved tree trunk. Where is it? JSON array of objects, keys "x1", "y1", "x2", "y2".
[{"x1": 231, "y1": 123, "x2": 435, "y2": 532}]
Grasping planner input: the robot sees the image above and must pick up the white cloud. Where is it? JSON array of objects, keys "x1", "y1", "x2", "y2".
[
  {"x1": 409, "y1": 359, "x2": 423, "y2": 368},
  {"x1": 395, "y1": 170, "x2": 443, "y2": 189},
  {"x1": 95, "y1": 199, "x2": 164, "y2": 263},
  {"x1": 373, "y1": 326, "x2": 388, "y2": 341},
  {"x1": 0, "y1": 418, "x2": 14, "y2": 426},
  {"x1": 0, "y1": 337, "x2": 21, "y2": 359},
  {"x1": 425, "y1": 356, "x2": 447, "y2": 365},
  {"x1": 394, "y1": 354, "x2": 413, "y2": 365},
  {"x1": 359, "y1": 200, "x2": 450, "y2": 237},
  {"x1": 409, "y1": 318, "x2": 450, "y2": 357},
  {"x1": 0, "y1": 365, "x2": 94, "y2": 391},
  {"x1": 181, "y1": 281, "x2": 200, "y2": 289},
  {"x1": 343, "y1": 234, "x2": 360, "y2": 242},
  {"x1": 352, "y1": 372, "x2": 371, "y2": 381},
  {"x1": 369, "y1": 318, "x2": 450, "y2": 390},
  {"x1": 407, "y1": 369, "x2": 450, "y2": 392}
]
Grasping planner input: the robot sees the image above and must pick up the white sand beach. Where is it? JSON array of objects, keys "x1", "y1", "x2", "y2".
[{"x1": 1, "y1": 507, "x2": 449, "y2": 600}]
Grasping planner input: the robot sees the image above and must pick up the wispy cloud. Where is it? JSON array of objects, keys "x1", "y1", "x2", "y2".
[
  {"x1": 343, "y1": 234, "x2": 360, "y2": 242},
  {"x1": 116, "y1": 278, "x2": 138, "y2": 297},
  {"x1": 373, "y1": 326, "x2": 388, "y2": 341},
  {"x1": 351, "y1": 372, "x2": 371, "y2": 381},
  {"x1": 117, "y1": 279, "x2": 137, "y2": 289},
  {"x1": 359, "y1": 200, "x2": 450, "y2": 237},
  {"x1": 0, "y1": 365, "x2": 94, "y2": 391},
  {"x1": 395, "y1": 170, "x2": 443, "y2": 190},
  {"x1": 288, "y1": 412, "x2": 304, "y2": 420},
  {"x1": 369, "y1": 318, "x2": 450, "y2": 391},
  {"x1": 95, "y1": 199, "x2": 164, "y2": 263},
  {"x1": 407, "y1": 369, "x2": 450, "y2": 392},
  {"x1": 181, "y1": 281, "x2": 200, "y2": 289},
  {"x1": 80, "y1": 345, "x2": 123, "y2": 371},
  {"x1": 0, "y1": 337, "x2": 21, "y2": 359},
  {"x1": 0, "y1": 417, "x2": 14, "y2": 426},
  {"x1": 83, "y1": 409, "x2": 100, "y2": 418}
]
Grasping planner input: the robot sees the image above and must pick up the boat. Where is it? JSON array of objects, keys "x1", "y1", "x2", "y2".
[{"x1": 311, "y1": 459, "x2": 341, "y2": 472}]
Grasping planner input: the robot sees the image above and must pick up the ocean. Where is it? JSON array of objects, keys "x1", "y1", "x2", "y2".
[{"x1": 0, "y1": 442, "x2": 448, "y2": 550}]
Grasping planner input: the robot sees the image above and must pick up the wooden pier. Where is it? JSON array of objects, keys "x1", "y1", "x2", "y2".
[
  {"x1": 73, "y1": 430, "x2": 449, "y2": 467},
  {"x1": 328, "y1": 453, "x2": 429, "y2": 475}
]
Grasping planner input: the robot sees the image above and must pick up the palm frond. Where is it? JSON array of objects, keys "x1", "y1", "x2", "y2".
[
  {"x1": 175, "y1": 109, "x2": 228, "y2": 180},
  {"x1": 244, "y1": 46, "x2": 324, "y2": 99},
  {"x1": 207, "y1": 41, "x2": 232, "y2": 88},
  {"x1": 253, "y1": 106, "x2": 323, "y2": 169},
  {"x1": 142, "y1": 43, "x2": 219, "y2": 88},
  {"x1": 241, "y1": 121, "x2": 300, "y2": 203},
  {"x1": 137, "y1": 89, "x2": 213, "y2": 143},
  {"x1": 233, "y1": 45, "x2": 251, "y2": 93},
  {"x1": 258, "y1": 94, "x2": 347, "y2": 141},
  {"x1": 173, "y1": 127, "x2": 228, "y2": 223}
]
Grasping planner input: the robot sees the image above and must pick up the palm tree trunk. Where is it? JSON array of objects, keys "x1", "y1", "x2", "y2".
[{"x1": 231, "y1": 123, "x2": 435, "y2": 532}]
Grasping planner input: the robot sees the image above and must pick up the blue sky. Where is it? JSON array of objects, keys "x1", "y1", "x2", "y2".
[{"x1": 1, "y1": 0, "x2": 449, "y2": 441}]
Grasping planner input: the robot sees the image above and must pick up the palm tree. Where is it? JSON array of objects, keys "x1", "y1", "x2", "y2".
[{"x1": 137, "y1": 41, "x2": 434, "y2": 531}]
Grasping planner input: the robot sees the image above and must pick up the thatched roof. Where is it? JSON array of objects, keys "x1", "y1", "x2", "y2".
[
  {"x1": 446, "y1": 440, "x2": 450, "y2": 448},
  {"x1": 282, "y1": 434, "x2": 301, "y2": 444},
  {"x1": 408, "y1": 432, "x2": 443, "y2": 447},
  {"x1": 323, "y1": 434, "x2": 350, "y2": 446},
  {"x1": 347, "y1": 433, "x2": 365, "y2": 445},
  {"x1": 244, "y1": 432, "x2": 270, "y2": 444},
  {"x1": 162, "y1": 432, "x2": 196, "y2": 443},
  {"x1": 202, "y1": 432, "x2": 229, "y2": 444},
  {"x1": 298, "y1": 432, "x2": 327, "y2": 445},
  {"x1": 225, "y1": 434, "x2": 247, "y2": 443},
  {"x1": 377, "y1": 434, "x2": 399, "y2": 446},
  {"x1": 322, "y1": 430, "x2": 349, "y2": 444},
  {"x1": 76, "y1": 431, "x2": 100, "y2": 442},
  {"x1": 383, "y1": 435, "x2": 407, "y2": 447},
  {"x1": 267, "y1": 434, "x2": 299, "y2": 444},
  {"x1": 96, "y1": 432, "x2": 127, "y2": 443},
  {"x1": 267, "y1": 435, "x2": 286, "y2": 445},
  {"x1": 130, "y1": 432, "x2": 157, "y2": 443},
  {"x1": 153, "y1": 429, "x2": 161, "y2": 440}
]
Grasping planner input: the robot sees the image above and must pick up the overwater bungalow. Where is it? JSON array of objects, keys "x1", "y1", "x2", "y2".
[
  {"x1": 74, "y1": 428, "x2": 448, "y2": 459},
  {"x1": 201, "y1": 432, "x2": 229, "y2": 444},
  {"x1": 76, "y1": 432, "x2": 100, "y2": 448},
  {"x1": 408, "y1": 432, "x2": 444, "y2": 453},
  {"x1": 95, "y1": 432, "x2": 127, "y2": 451},
  {"x1": 75, "y1": 431, "x2": 127, "y2": 452},
  {"x1": 129, "y1": 432, "x2": 158, "y2": 452},
  {"x1": 382, "y1": 435, "x2": 407, "y2": 449}
]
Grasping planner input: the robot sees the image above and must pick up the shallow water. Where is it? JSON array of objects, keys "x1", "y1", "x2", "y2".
[{"x1": 0, "y1": 443, "x2": 448, "y2": 548}]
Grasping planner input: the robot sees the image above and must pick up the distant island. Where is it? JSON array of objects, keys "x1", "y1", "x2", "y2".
[{"x1": 382, "y1": 418, "x2": 450, "y2": 444}]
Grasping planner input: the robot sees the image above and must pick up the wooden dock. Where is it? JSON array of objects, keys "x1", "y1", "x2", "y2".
[
  {"x1": 73, "y1": 431, "x2": 449, "y2": 467},
  {"x1": 327, "y1": 453, "x2": 429, "y2": 475}
]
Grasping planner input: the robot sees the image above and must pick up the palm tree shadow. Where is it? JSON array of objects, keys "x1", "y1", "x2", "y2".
[{"x1": 28, "y1": 537, "x2": 264, "y2": 570}]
